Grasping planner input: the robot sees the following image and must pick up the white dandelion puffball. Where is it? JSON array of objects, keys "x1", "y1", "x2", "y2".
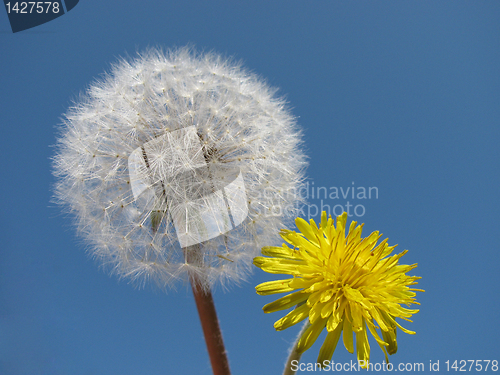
[{"x1": 53, "y1": 47, "x2": 306, "y2": 288}]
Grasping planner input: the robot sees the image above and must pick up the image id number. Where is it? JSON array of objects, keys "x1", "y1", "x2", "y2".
[
  {"x1": 5, "y1": 2, "x2": 60, "y2": 14},
  {"x1": 445, "y1": 360, "x2": 498, "y2": 371}
]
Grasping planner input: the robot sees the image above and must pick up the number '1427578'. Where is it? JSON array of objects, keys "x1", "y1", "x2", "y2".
[
  {"x1": 445, "y1": 360, "x2": 498, "y2": 371},
  {"x1": 5, "y1": 2, "x2": 60, "y2": 14}
]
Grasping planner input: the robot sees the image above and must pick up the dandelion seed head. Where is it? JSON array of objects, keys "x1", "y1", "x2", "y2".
[{"x1": 53, "y1": 47, "x2": 306, "y2": 289}]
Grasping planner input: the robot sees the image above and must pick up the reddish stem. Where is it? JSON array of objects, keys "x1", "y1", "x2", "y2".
[
  {"x1": 187, "y1": 246, "x2": 231, "y2": 375},
  {"x1": 190, "y1": 277, "x2": 231, "y2": 375}
]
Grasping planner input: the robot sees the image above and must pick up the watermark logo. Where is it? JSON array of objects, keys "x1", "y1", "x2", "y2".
[
  {"x1": 300, "y1": 181, "x2": 379, "y2": 218},
  {"x1": 128, "y1": 126, "x2": 248, "y2": 248},
  {"x1": 254, "y1": 181, "x2": 379, "y2": 220},
  {"x1": 3, "y1": 0, "x2": 79, "y2": 33}
]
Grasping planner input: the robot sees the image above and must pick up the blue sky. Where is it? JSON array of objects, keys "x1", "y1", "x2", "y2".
[{"x1": 1, "y1": 1, "x2": 499, "y2": 374}]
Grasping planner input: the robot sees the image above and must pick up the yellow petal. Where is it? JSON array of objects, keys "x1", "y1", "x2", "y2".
[
  {"x1": 382, "y1": 310, "x2": 416, "y2": 335},
  {"x1": 261, "y1": 246, "x2": 298, "y2": 259},
  {"x1": 295, "y1": 217, "x2": 319, "y2": 246},
  {"x1": 350, "y1": 303, "x2": 364, "y2": 332},
  {"x1": 263, "y1": 291, "x2": 310, "y2": 313},
  {"x1": 317, "y1": 323, "x2": 343, "y2": 366},
  {"x1": 381, "y1": 328, "x2": 398, "y2": 355},
  {"x1": 366, "y1": 320, "x2": 388, "y2": 347},
  {"x1": 309, "y1": 300, "x2": 325, "y2": 324},
  {"x1": 253, "y1": 257, "x2": 310, "y2": 275},
  {"x1": 274, "y1": 302, "x2": 310, "y2": 331},
  {"x1": 370, "y1": 308, "x2": 389, "y2": 331},
  {"x1": 297, "y1": 316, "x2": 327, "y2": 353},
  {"x1": 304, "y1": 280, "x2": 331, "y2": 294},
  {"x1": 342, "y1": 314, "x2": 354, "y2": 354},
  {"x1": 343, "y1": 286, "x2": 372, "y2": 310},
  {"x1": 336, "y1": 212, "x2": 348, "y2": 230},
  {"x1": 320, "y1": 211, "x2": 329, "y2": 231},
  {"x1": 356, "y1": 323, "x2": 370, "y2": 368},
  {"x1": 306, "y1": 290, "x2": 324, "y2": 307},
  {"x1": 326, "y1": 311, "x2": 342, "y2": 332},
  {"x1": 255, "y1": 279, "x2": 294, "y2": 295},
  {"x1": 289, "y1": 277, "x2": 322, "y2": 289},
  {"x1": 321, "y1": 298, "x2": 335, "y2": 319},
  {"x1": 393, "y1": 320, "x2": 416, "y2": 335}
]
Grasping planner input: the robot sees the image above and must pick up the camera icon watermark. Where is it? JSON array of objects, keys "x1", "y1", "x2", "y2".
[{"x1": 128, "y1": 126, "x2": 248, "y2": 248}]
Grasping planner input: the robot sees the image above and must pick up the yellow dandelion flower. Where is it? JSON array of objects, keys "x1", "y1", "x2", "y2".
[{"x1": 254, "y1": 211, "x2": 423, "y2": 368}]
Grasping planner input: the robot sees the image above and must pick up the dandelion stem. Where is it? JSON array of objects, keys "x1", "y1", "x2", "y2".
[
  {"x1": 283, "y1": 319, "x2": 311, "y2": 375},
  {"x1": 186, "y1": 245, "x2": 231, "y2": 375}
]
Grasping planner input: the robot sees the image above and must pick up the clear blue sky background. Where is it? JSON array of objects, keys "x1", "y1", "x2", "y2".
[{"x1": 1, "y1": 1, "x2": 499, "y2": 374}]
